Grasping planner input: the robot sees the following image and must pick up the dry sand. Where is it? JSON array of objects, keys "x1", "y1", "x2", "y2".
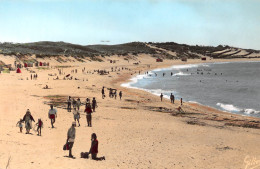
[{"x1": 0, "y1": 55, "x2": 260, "y2": 169}]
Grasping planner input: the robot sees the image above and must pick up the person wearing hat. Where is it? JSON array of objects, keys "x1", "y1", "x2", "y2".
[
  {"x1": 22, "y1": 109, "x2": 35, "y2": 134},
  {"x1": 67, "y1": 122, "x2": 76, "y2": 157}
]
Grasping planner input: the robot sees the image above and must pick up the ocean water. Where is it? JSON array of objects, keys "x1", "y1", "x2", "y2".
[{"x1": 122, "y1": 61, "x2": 260, "y2": 118}]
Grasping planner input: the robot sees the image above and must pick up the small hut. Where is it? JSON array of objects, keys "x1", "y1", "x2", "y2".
[
  {"x1": 24, "y1": 63, "x2": 28, "y2": 68},
  {"x1": 39, "y1": 62, "x2": 43, "y2": 66}
]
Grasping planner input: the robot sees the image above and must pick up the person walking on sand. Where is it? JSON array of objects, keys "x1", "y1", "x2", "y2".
[
  {"x1": 119, "y1": 91, "x2": 122, "y2": 100},
  {"x1": 101, "y1": 87, "x2": 105, "y2": 99},
  {"x1": 160, "y1": 93, "x2": 163, "y2": 101},
  {"x1": 17, "y1": 118, "x2": 24, "y2": 133},
  {"x1": 170, "y1": 93, "x2": 175, "y2": 104},
  {"x1": 67, "y1": 96, "x2": 72, "y2": 112},
  {"x1": 76, "y1": 98, "x2": 81, "y2": 110},
  {"x1": 67, "y1": 122, "x2": 76, "y2": 158},
  {"x1": 48, "y1": 105, "x2": 57, "y2": 128},
  {"x1": 36, "y1": 118, "x2": 43, "y2": 136},
  {"x1": 72, "y1": 98, "x2": 77, "y2": 109},
  {"x1": 73, "y1": 107, "x2": 80, "y2": 127},
  {"x1": 88, "y1": 133, "x2": 105, "y2": 161},
  {"x1": 114, "y1": 90, "x2": 117, "y2": 99},
  {"x1": 85, "y1": 103, "x2": 92, "y2": 127},
  {"x1": 22, "y1": 109, "x2": 35, "y2": 134},
  {"x1": 92, "y1": 97, "x2": 97, "y2": 112}
]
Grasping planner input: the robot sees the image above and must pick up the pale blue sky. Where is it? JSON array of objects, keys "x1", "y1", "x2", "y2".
[{"x1": 0, "y1": 0, "x2": 259, "y2": 49}]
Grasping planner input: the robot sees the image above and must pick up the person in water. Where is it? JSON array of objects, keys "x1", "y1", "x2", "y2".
[{"x1": 88, "y1": 133, "x2": 105, "y2": 161}]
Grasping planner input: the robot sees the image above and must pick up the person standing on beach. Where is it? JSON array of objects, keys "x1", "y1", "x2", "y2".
[
  {"x1": 170, "y1": 93, "x2": 175, "y2": 104},
  {"x1": 67, "y1": 122, "x2": 76, "y2": 158},
  {"x1": 22, "y1": 109, "x2": 35, "y2": 134},
  {"x1": 92, "y1": 98, "x2": 97, "y2": 112},
  {"x1": 101, "y1": 87, "x2": 105, "y2": 99},
  {"x1": 119, "y1": 91, "x2": 122, "y2": 100},
  {"x1": 67, "y1": 96, "x2": 72, "y2": 112},
  {"x1": 31, "y1": 74, "x2": 32, "y2": 80},
  {"x1": 160, "y1": 93, "x2": 163, "y2": 101},
  {"x1": 88, "y1": 133, "x2": 105, "y2": 161},
  {"x1": 85, "y1": 103, "x2": 92, "y2": 127},
  {"x1": 114, "y1": 90, "x2": 117, "y2": 99},
  {"x1": 181, "y1": 98, "x2": 183, "y2": 106},
  {"x1": 72, "y1": 98, "x2": 77, "y2": 109},
  {"x1": 36, "y1": 118, "x2": 43, "y2": 136},
  {"x1": 76, "y1": 98, "x2": 81, "y2": 110},
  {"x1": 73, "y1": 107, "x2": 80, "y2": 127},
  {"x1": 17, "y1": 119, "x2": 24, "y2": 133},
  {"x1": 48, "y1": 105, "x2": 57, "y2": 128}
]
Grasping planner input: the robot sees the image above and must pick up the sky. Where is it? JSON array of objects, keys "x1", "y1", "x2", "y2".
[{"x1": 0, "y1": 0, "x2": 259, "y2": 49}]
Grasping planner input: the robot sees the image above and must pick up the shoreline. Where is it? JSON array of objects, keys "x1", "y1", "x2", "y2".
[
  {"x1": 113, "y1": 58, "x2": 260, "y2": 125},
  {"x1": 120, "y1": 60, "x2": 260, "y2": 119}
]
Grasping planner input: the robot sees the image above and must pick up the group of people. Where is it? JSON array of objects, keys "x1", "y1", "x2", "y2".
[
  {"x1": 17, "y1": 109, "x2": 44, "y2": 136},
  {"x1": 103, "y1": 87, "x2": 122, "y2": 100},
  {"x1": 30, "y1": 74, "x2": 38, "y2": 80}
]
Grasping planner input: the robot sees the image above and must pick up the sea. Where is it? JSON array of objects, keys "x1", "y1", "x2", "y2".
[{"x1": 121, "y1": 61, "x2": 260, "y2": 118}]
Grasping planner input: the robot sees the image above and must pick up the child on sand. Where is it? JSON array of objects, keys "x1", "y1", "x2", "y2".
[
  {"x1": 16, "y1": 119, "x2": 24, "y2": 133},
  {"x1": 36, "y1": 118, "x2": 43, "y2": 136}
]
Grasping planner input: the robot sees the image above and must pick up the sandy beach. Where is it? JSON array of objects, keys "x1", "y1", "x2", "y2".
[{"x1": 0, "y1": 54, "x2": 260, "y2": 169}]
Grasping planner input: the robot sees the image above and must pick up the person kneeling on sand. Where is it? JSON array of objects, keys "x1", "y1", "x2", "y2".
[
  {"x1": 88, "y1": 133, "x2": 105, "y2": 161},
  {"x1": 73, "y1": 107, "x2": 80, "y2": 127},
  {"x1": 48, "y1": 105, "x2": 57, "y2": 128},
  {"x1": 67, "y1": 122, "x2": 76, "y2": 158}
]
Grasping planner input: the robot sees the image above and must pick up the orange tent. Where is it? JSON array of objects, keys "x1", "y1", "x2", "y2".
[{"x1": 16, "y1": 68, "x2": 21, "y2": 73}]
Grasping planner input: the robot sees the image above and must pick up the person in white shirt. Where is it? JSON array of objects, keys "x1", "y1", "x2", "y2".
[{"x1": 48, "y1": 105, "x2": 57, "y2": 128}]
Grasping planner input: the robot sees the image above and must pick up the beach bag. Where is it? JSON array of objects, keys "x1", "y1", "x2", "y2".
[
  {"x1": 80, "y1": 152, "x2": 89, "y2": 159},
  {"x1": 63, "y1": 143, "x2": 69, "y2": 150}
]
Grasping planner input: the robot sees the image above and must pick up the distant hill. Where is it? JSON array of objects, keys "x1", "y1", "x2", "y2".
[{"x1": 0, "y1": 41, "x2": 259, "y2": 60}]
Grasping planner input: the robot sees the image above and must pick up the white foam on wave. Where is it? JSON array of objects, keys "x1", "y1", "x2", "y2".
[
  {"x1": 172, "y1": 72, "x2": 190, "y2": 76},
  {"x1": 216, "y1": 103, "x2": 241, "y2": 112},
  {"x1": 216, "y1": 103, "x2": 260, "y2": 115}
]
